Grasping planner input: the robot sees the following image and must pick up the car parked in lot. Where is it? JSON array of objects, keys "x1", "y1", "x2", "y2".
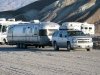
[{"x1": 52, "y1": 29, "x2": 93, "y2": 51}]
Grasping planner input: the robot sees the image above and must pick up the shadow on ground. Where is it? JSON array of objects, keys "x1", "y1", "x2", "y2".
[{"x1": 0, "y1": 46, "x2": 71, "y2": 52}]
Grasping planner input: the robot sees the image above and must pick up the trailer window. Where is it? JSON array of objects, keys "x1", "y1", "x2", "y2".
[
  {"x1": 81, "y1": 27, "x2": 83, "y2": 29},
  {"x1": 89, "y1": 27, "x2": 92, "y2": 30},
  {"x1": 39, "y1": 29, "x2": 47, "y2": 36},
  {"x1": 34, "y1": 27, "x2": 38, "y2": 35},
  {"x1": 85, "y1": 27, "x2": 88, "y2": 29}
]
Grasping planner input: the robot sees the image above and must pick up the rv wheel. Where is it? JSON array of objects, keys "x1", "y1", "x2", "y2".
[
  {"x1": 87, "y1": 48, "x2": 92, "y2": 51},
  {"x1": 2, "y1": 39, "x2": 6, "y2": 45}
]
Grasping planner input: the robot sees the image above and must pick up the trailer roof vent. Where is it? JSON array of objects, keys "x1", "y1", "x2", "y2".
[{"x1": 7, "y1": 18, "x2": 15, "y2": 21}]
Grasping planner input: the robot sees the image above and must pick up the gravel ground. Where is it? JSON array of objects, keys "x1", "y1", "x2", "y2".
[{"x1": 0, "y1": 45, "x2": 100, "y2": 75}]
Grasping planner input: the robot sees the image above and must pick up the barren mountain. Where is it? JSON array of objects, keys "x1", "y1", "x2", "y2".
[{"x1": 0, "y1": 0, "x2": 100, "y2": 34}]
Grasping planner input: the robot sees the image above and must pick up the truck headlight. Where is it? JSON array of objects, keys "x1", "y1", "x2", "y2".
[{"x1": 72, "y1": 39, "x2": 77, "y2": 43}]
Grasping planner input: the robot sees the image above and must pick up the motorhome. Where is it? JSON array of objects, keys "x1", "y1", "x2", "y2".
[
  {"x1": 0, "y1": 18, "x2": 28, "y2": 44},
  {"x1": 62, "y1": 22, "x2": 95, "y2": 35},
  {"x1": 7, "y1": 22, "x2": 60, "y2": 48}
]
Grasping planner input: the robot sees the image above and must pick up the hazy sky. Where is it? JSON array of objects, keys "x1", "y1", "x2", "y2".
[{"x1": 0, "y1": 0, "x2": 38, "y2": 11}]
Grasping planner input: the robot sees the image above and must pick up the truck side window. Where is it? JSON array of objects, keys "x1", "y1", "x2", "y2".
[
  {"x1": 59, "y1": 34, "x2": 62, "y2": 37},
  {"x1": 65, "y1": 35, "x2": 67, "y2": 37},
  {"x1": 53, "y1": 30, "x2": 58, "y2": 37}
]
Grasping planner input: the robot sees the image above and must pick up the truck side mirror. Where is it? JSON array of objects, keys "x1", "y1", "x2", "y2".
[
  {"x1": 59, "y1": 34, "x2": 62, "y2": 37},
  {"x1": 65, "y1": 35, "x2": 67, "y2": 37}
]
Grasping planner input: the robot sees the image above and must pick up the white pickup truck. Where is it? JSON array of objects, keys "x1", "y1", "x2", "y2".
[{"x1": 52, "y1": 29, "x2": 93, "y2": 51}]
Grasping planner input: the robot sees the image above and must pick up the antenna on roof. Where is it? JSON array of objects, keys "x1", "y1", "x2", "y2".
[{"x1": 31, "y1": 20, "x2": 40, "y2": 24}]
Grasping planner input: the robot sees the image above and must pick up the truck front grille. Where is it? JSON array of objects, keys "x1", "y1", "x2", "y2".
[{"x1": 78, "y1": 41, "x2": 89, "y2": 43}]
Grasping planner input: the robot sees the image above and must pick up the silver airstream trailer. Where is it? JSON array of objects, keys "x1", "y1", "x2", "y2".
[{"x1": 7, "y1": 22, "x2": 60, "y2": 48}]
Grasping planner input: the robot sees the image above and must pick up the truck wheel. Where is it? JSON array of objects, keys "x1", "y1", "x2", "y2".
[
  {"x1": 54, "y1": 42, "x2": 59, "y2": 51},
  {"x1": 67, "y1": 42, "x2": 71, "y2": 51}
]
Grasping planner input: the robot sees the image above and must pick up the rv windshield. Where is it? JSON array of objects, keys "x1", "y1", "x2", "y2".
[
  {"x1": 2, "y1": 26, "x2": 7, "y2": 33},
  {"x1": 68, "y1": 31, "x2": 85, "y2": 36},
  {"x1": 0, "y1": 25, "x2": 2, "y2": 32}
]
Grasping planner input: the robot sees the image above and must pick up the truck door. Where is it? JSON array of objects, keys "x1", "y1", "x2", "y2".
[
  {"x1": 62, "y1": 31, "x2": 68, "y2": 47},
  {"x1": 58, "y1": 30, "x2": 68, "y2": 47},
  {"x1": 57, "y1": 30, "x2": 64, "y2": 47}
]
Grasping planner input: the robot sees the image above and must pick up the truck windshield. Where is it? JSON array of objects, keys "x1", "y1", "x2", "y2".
[
  {"x1": 39, "y1": 29, "x2": 57, "y2": 36},
  {"x1": 48, "y1": 29, "x2": 57, "y2": 36},
  {"x1": 68, "y1": 31, "x2": 85, "y2": 36}
]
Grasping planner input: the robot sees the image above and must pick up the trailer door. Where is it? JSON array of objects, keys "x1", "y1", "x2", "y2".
[
  {"x1": 25, "y1": 26, "x2": 38, "y2": 43},
  {"x1": 32, "y1": 26, "x2": 39, "y2": 43}
]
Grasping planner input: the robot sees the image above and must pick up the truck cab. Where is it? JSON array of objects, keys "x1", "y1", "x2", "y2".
[{"x1": 52, "y1": 29, "x2": 93, "y2": 51}]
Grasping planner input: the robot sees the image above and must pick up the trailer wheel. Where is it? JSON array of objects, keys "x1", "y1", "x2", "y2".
[
  {"x1": 39, "y1": 45, "x2": 41, "y2": 48},
  {"x1": 17, "y1": 44, "x2": 20, "y2": 48},
  {"x1": 67, "y1": 42, "x2": 71, "y2": 51},
  {"x1": 23, "y1": 44, "x2": 27, "y2": 49},
  {"x1": 35, "y1": 45, "x2": 38, "y2": 48},
  {"x1": 53, "y1": 42, "x2": 59, "y2": 51},
  {"x1": 42, "y1": 46, "x2": 45, "y2": 48}
]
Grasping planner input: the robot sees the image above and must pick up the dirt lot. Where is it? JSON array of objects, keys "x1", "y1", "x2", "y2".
[{"x1": 0, "y1": 45, "x2": 100, "y2": 75}]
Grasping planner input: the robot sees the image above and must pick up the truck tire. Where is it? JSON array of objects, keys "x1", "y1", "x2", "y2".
[
  {"x1": 53, "y1": 42, "x2": 59, "y2": 51},
  {"x1": 67, "y1": 42, "x2": 71, "y2": 51}
]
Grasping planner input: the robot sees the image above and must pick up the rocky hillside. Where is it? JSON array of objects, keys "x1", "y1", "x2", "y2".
[{"x1": 0, "y1": 0, "x2": 100, "y2": 34}]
